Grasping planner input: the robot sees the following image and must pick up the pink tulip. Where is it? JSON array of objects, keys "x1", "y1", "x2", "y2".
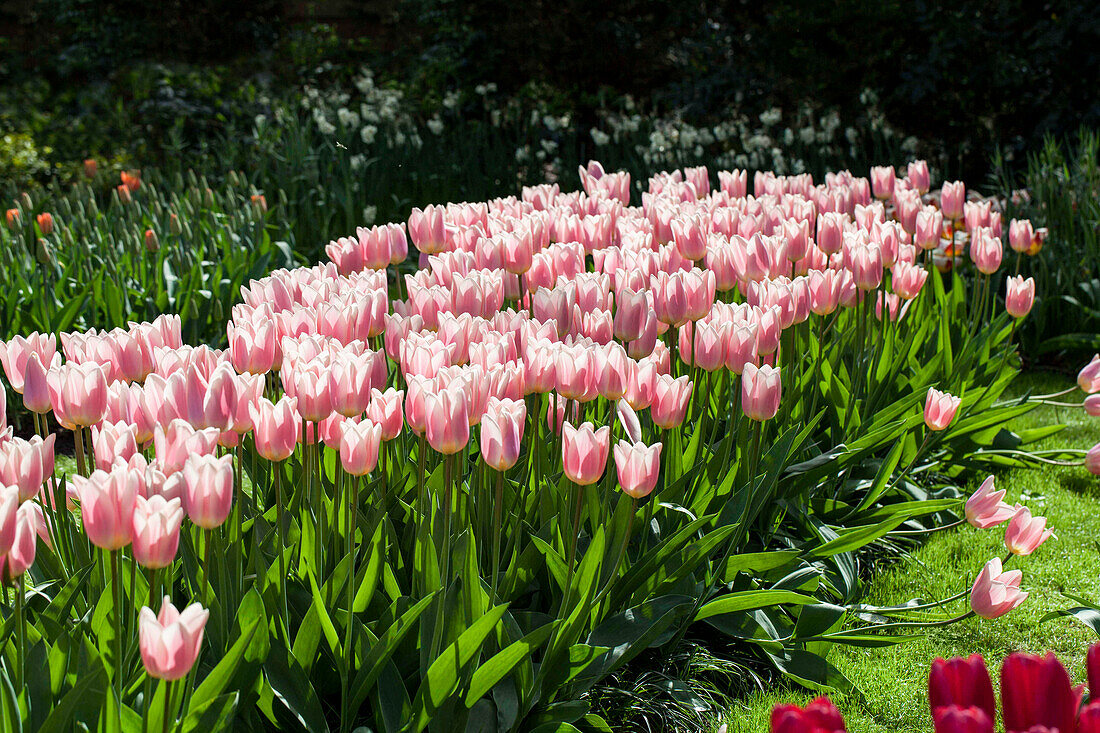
[
  {"x1": 870, "y1": 165, "x2": 895, "y2": 200},
  {"x1": 613, "y1": 440, "x2": 662, "y2": 499},
  {"x1": 556, "y1": 345, "x2": 599, "y2": 402},
  {"x1": 892, "y1": 262, "x2": 928, "y2": 300},
  {"x1": 138, "y1": 597, "x2": 209, "y2": 681},
  {"x1": 1087, "y1": 443, "x2": 1100, "y2": 475},
  {"x1": 1008, "y1": 219, "x2": 1034, "y2": 254},
  {"x1": 22, "y1": 352, "x2": 51, "y2": 414},
  {"x1": 131, "y1": 495, "x2": 183, "y2": 569},
  {"x1": 625, "y1": 360, "x2": 657, "y2": 411},
  {"x1": 47, "y1": 362, "x2": 108, "y2": 429},
  {"x1": 480, "y1": 404, "x2": 525, "y2": 471},
  {"x1": 0, "y1": 434, "x2": 55, "y2": 501},
  {"x1": 562, "y1": 421, "x2": 610, "y2": 486},
  {"x1": 1004, "y1": 276, "x2": 1035, "y2": 318},
  {"x1": 1085, "y1": 395, "x2": 1100, "y2": 417},
  {"x1": 651, "y1": 271, "x2": 691, "y2": 327},
  {"x1": 969, "y1": 229, "x2": 1002, "y2": 275},
  {"x1": 848, "y1": 242, "x2": 883, "y2": 291},
  {"x1": 964, "y1": 476, "x2": 1015, "y2": 529},
  {"x1": 0, "y1": 332, "x2": 57, "y2": 393},
  {"x1": 907, "y1": 160, "x2": 930, "y2": 193},
  {"x1": 671, "y1": 216, "x2": 707, "y2": 261},
  {"x1": 1080, "y1": 355, "x2": 1100, "y2": 394},
  {"x1": 329, "y1": 353, "x2": 376, "y2": 418},
  {"x1": 0, "y1": 501, "x2": 37, "y2": 583},
  {"x1": 181, "y1": 454, "x2": 233, "y2": 530},
  {"x1": 915, "y1": 207, "x2": 944, "y2": 250},
  {"x1": 92, "y1": 421, "x2": 138, "y2": 472},
  {"x1": 154, "y1": 420, "x2": 219, "y2": 475},
  {"x1": 1004, "y1": 506, "x2": 1054, "y2": 556},
  {"x1": 970, "y1": 557, "x2": 1027, "y2": 619},
  {"x1": 0, "y1": 485, "x2": 18, "y2": 554},
  {"x1": 816, "y1": 213, "x2": 845, "y2": 255},
  {"x1": 613, "y1": 288, "x2": 648, "y2": 343},
  {"x1": 288, "y1": 360, "x2": 333, "y2": 423},
  {"x1": 250, "y1": 396, "x2": 300, "y2": 462},
  {"x1": 365, "y1": 388, "x2": 404, "y2": 440},
  {"x1": 408, "y1": 205, "x2": 446, "y2": 254},
  {"x1": 651, "y1": 374, "x2": 692, "y2": 429},
  {"x1": 424, "y1": 384, "x2": 470, "y2": 454},
  {"x1": 924, "y1": 388, "x2": 961, "y2": 431},
  {"x1": 340, "y1": 419, "x2": 382, "y2": 476},
  {"x1": 76, "y1": 465, "x2": 140, "y2": 550},
  {"x1": 742, "y1": 363, "x2": 781, "y2": 421},
  {"x1": 228, "y1": 321, "x2": 277, "y2": 375},
  {"x1": 941, "y1": 181, "x2": 965, "y2": 221}
]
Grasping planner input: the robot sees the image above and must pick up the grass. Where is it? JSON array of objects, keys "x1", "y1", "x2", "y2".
[{"x1": 721, "y1": 370, "x2": 1100, "y2": 732}]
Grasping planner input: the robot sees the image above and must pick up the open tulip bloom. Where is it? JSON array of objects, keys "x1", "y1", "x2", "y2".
[{"x1": 0, "y1": 158, "x2": 1070, "y2": 730}]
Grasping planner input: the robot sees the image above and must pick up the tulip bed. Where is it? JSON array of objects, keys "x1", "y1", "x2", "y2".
[
  {"x1": 0, "y1": 160, "x2": 1060, "y2": 731},
  {"x1": 0, "y1": 168, "x2": 295, "y2": 349}
]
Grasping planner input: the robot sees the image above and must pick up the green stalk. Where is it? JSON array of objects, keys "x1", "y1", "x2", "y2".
[
  {"x1": 429, "y1": 454, "x2": 455, "y2": 662},
  {"x1": 163, "y1": 680, "x2": 173, "y2": 733},
  {"x1": 112, "y1": 549, "x2": 124, "y2": 729},
  {"x1": 275, "y1": 462, "x2": 289, "y2": 640},
  {"x1": 74, "y1": 426, "x2": 88, "y2": 477},
  {"x1": 15, "y1": 573, "x2": 25, "y2": 689},
  {"x1": 561, "y1": 478, "x2": 585, "y2": 612},
  {"x1": 341, "y1": 472, "x2": 358, "y2": 733},
  {"x1": 489, "y1": 469, "x2": 505, "y2": 601}
]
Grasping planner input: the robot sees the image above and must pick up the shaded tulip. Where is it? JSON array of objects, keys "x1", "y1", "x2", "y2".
[
  {"x1": 138, "y1": 597, "x2": 209, "y2": 681},
  {"x1": 928, "y1": 655, "x2": 996, "y2": 720},
  {"x1": 964, "y1": 476, "x2": 1015, "y2": 528},
  {"x1": 924, "y1": 388, "x2": 961, "y2": 431},
  {"x1": 613, "y1": 440, "x2": 662, "y2": 499},
  {"x1": 250, "y1": 397, "x2": 300, "y2": 461},
  {"x1": 1000, "y1": 652, "x2": 1077, "y2": 733},
  {"x1": 0, "y1": 502, "x2": 37, "y2": 583},
  {"x1": 1088, "y1": 442, "x2": 1100, "y2": 475},
  {"x1": 970, "y1": 557, "x2": 1026, "y2": 619},
  {"x1": 1004, "y1": 506, "x2": 1054, "y2": 556},
  {"x1": 770, "y1": 697, "x2": 847, "y2": 733},
  {"x1": 1004, "y1": 276, "x2": 1035, "y2": 318},
  {"x1": 1080, "y1": 354, "x2": 1100, "y2": 393},
  {"x1": 562, "y1": 421, "x2": 610, "y2": 486},
  {"x1": 131, "y1": 495, "x2": 183, "y2": 569},
  {"x1": 742, "y1": 363, "x2": 781, "y2": 421},
  {"x1": 181, "y1": 454, "x2": 233, "y2": 529},
  {"x1": 1085, "y1": 394, "x2": 1100, "y2": 417},
  {"x1": 340, "y1": 419, "x2": 382, "y2": 476}
]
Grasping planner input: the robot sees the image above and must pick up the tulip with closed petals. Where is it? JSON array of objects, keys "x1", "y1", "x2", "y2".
[
  {"x1": 613, "y1": 440, "x2": 662, "y2": 499},
  {"x1": 924, "y1": 388, "x2": 961, "y2": 431},
  {"x1": 1004, "y1": 506, "x2": 1054, "y2": 556},
  {"x1": 870, "y1": 165, "x2": 895, "y2": 200},
  {"x1": 928, "y1": 655, "x2": 996, "y2": 721},
  {"x1": 365, "y1": 388, "x2": 404, "y2": 440},
  {"x1": 250, "y1": 397, "x2": 300, "y2": 461},
  {"x1": 0, "y1": 332, "x2": 57, "y2": 394},
  {"x1": 138, "y1": 597, "x2": 209, "y2": 681},
  {"x1": 770, "y1": 697, "x2": 847, "y2": 733},
  {"x1": 0, "y1": 485, "x2": 17, "y2": 554},
  {"x1": 131, "y1": 495, "x2": 184, "y2": 569},
  {"x1": 651, "y1": 374, "x2": 692, "y2": 429},
  {"x1": 742, "y1": 363, "x2": 781, "y2": 421},
  {"x1": 340, "y1": 419, "x2": 382, "y2": 476},
  {"x1": 1004, "y1": 276, "x2": 1035, "y2": 318},
  {"x1": 154, "y1": 420, "x2": 219, "y2": 475},
  {"x1": 1080, "y1": 355, "x2": 1100, "y2": 394},
  {"x1": 424, "y1": 385, "x2": 470, "y2": 454},
  {"x1": 480, "y1": 406, "x2": 524, "y2": 471},
  {"x1": 76, "y1": 465, "x2": 140, "y2": 550},
  {"x1": 22, "y1": 352, "x2": 51, "y2": 414},
  {"x1": 964, "y1": 476, "x2": 1015, "y2": 528},
  {"x1": 0, "y1": 434, "x2": 55, "y2": 501},
  {"x1": 969, "y1": 557, "x2": 1026, "y2": 619},
  {"x1": 941, "y1": 181, "x2": 965, "y2": 221},
  {"x1": 1008, "y1": 219, "x2": 1034, "y2": 254},
  {"x1": 0, "y1": 502, "x2": 37, "y2": 583},
  {"x1": 1088, "y1": 442, "x2": 1100, "y2": 475},
  {"x1": 932, "y1": 706, "x2": 993, "y2": 733},
  {"x1": 92, "y1": 421, "x2": 138, "y2": 472},
  {"x1": 182, "y1": 454, "x2": 233, "y2": 529},
  {"x1": 1000, "y1": 652, "x2": 1077, "y2": 733},
  {"x1": 47, "y1": 362, "x2": 108, "y2": 429},
  {"x1": 1086, "y1": 394, "x2": 1100, "y2": 417},
  {"x1": 562, "y1": 421, "x2": 610, "y2": 486}
]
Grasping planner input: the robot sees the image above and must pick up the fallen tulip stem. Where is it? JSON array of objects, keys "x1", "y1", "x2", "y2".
[{"x1": 889, "y1": 517, "x2": 965, "y2": 536}]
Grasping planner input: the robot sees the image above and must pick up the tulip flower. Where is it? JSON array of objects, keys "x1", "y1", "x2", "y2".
[
  {"x1": 339, "y1": 419, "x2": 382, "y2": 476},
  {"x1": 1079, "y1": 355, "x2": 1100, "y2": 393},
  {"x1": 1000, "y1": 652, "x2": 1077, "y2": 733},
  {"x1": 0, "y1": 434, "x2": 55, "y2": 501},
  {"x1": 742, "y1": 363, "x2": 781, "y2": 421},
  {"x1": 480, "y1": 407, "x2": 524, "y2": 471},
  {"x1": 1089, "y1": 644, "x2": 1100, "y2": 700},
  {"x1": 941, "y1": 181, "x2": 965, "y2": 221},
  {"x1": 870, "y1": 165, "x2": 895, "y2": 200},
  {"x1": 1086, "y1": 395, "x2": 1100, "y2": 417},
  {"x1": 22, "y1": 352, "x2": 51, "y2": 414},
  {"x1": 250, "y1": 397, "x2": 300, "y2": 461},
  {"x1": 365, "y1": 388, "x2": 404, "y2": 440},
  {"x1": 651, "y1": 374, "x2": 692, "y2": 429},
  {"x1": 424, "y1": 384, "x2": 470, "y2": 454},
  {"x1": 1004, "y1": 276, "x2": 1035, "y2": 318},
  {"x1": 562, "y1": 421, "x2": 610, "y2": 486},
  {"x1": 0, "y1": 484, "x2": 18, "y2": 554},
  {"x1": 182, "y1": 454, "x2": 234, "y2": 530},
  {"x1": 613, "y1": 440, "x2": 662, "y2": 499},
  {"x1": 907, "y1": 160, "x2": 930, "y2": 193},
  {"x1": 76, "y1": 466, "x2": 140, "y2": 550},
  {"x1": 131, "y1": 495, "x2": 184, "y2": 569},
  {"x1": 92, "y1": 421, "x2": 138, "y2": 472},
  {"x1": 932, "y1": 706, "x2": 993, "y2": 733},
  {"x1": 154, "y1": 420, "x2": 219, "y2": 475},
  {"x1": 616, "y1": 399, "x2": 642, "y2": 443},
  {"x1": 1004, "y1": 506, "x2": 1054, "y2": 556},
  {"x1": 0, "y1": 502, "x2": 37, "y2": 584},
  {"x1": 138, "y1": 597, "x2": 209, "y2": 681},
  {"x1": 924, "y1": 388, "x2": 961, "y2": 431},
  {"x1": 969, "y1": 229, "x2": 1002, "y2": 275},
  {"x1": 1088, "y1": 442, "x2": 1100, "y2": 475},
  {"x1": 1008, "y1": 219, "x2": 1034, "y2": 254},
  {"x1": 47, "y1": 362, "x2": 108, "y2": 429},
  {"x1": 970, "y1": 557, "x2": 1027, "y2": 619},
  {"x1": 963, "y1": 476, "x2": 1015, "y2": 528},
  {"x1": 0, "y1": 332, "x2": 57, "y2": 394},
  {"x1": 1082, "y1": 703, "x2": 1100, "y2": 733},
  {"x1": 770, "y1": 697, "x2": 846, "y2": 733},
  {"x1": 928, "y1": 655, "x2": 996, "y2": 720}
]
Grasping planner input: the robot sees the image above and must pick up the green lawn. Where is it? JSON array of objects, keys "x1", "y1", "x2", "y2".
[{"x1": 722, "y1": 371, "x2": 1100, "y2": 732}]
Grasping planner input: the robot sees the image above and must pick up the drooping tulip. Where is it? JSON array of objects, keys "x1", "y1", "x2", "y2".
[
  {"x1": 138, "y1": 597, "x2": 209, "y2": 681},
  {"x1": 963, "y1": 476, "x2": 1015, "y2": 529},
  {"x1": 561, "y1": 421, "x2": 610, "y2": 486},
  {"x1": 924, "y1": 388, "x2": 961, "y2": 431},
  {"x1": 1080, "y1": 355, "x2": 1100, "y2": 394},
  {"x1": 969, "y1": 557, "x2": 1027, "y2": 619},
  {"x1": 1004, "y1": 506, "x2": 1054, "y2": 556}
]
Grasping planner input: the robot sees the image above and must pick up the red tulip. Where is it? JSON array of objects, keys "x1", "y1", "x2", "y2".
[
  {"x1": 928, "y1": 655, "x2": 996, "y2": 720},
  {"x1": 1000, "y1": 652, "x2": 1078, "y2": 733},
  {"x1": 932, "y1": 706, "x2": 993, "y2": 733},
  {"x1": 770, "y1": 697, "x2": 846, "y2": 733}
]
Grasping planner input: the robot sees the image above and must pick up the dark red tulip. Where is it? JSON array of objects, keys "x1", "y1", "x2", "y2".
[
  {"x1": 1080, "y1": 702, "x2": 1100, "y2": 733},
  {"x1": 1088, "y1": 644, "x2": 1100, "y2": 700},
  {"x1": 1000, "y1": 652, "x2": 1078, "y2": 733},
  {"x1": 933, "y1": 705, "x2": 993, "y2": 733},
  {"x1": 929, "y1": 655, "x2": 996, "y2": 721},
  {"x1": 771, "y1": 696, "x2": 846, "y2": 732}
]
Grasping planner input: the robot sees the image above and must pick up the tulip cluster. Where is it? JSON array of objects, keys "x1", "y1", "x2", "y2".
[{"x1": 771, "y1": 646, "x2": 1100, "y2": 733}]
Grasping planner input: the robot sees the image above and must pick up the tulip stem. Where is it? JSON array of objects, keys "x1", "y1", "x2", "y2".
[
  {"x1": 341, "y1": 471, "x2": 357, "y2": 733},
  {"x1": 112, "y1": 549, "x2": 123, "y2": 729},
  {"x1": 275, "y1": 463, "x2": 289, "y2": 640},
  {"x1": 429, "y1": 455, "x2": 455, "y2": 662},
  {"x1": 74, "y1": 426, "x2": 87, "y2": 477},
  {"x1": 889, "y1": 517, "x2": 966, "y2": 536},
  {"x1": 804, "y1": 610, "x2": 976, "y2": 641},
  {"x1": 489, "y1": 469, "x2": 504, "y2": 602},
  {"x1": 15, "y1": 573, "x2": 25, "y2": 690},
  {"x1": 562, "y1": 478, "x2": 585, "y2": 613},
  {"x1": 849, "y1": 587, "x2": 970, "y2": 613}
]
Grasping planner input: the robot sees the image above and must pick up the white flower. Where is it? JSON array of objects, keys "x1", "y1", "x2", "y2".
[
  {"x1": 337, "y1": 108, "x2": 360, "y2": 129},
  {"x1": 361, "y1": 206, "x2": 377, "y2": 226},
  {"x1": 590, "y1": 128, "x2": 610, "y2": 146},
  {"x1": 759, "y1": 108, "x2": 782, "y2": 126},
  {"x1": 427, "y1": 117, "x2": 444, "y2": 135},
  {"x1": 360, "y1": 125, "x2": 378, "y2": 145},
  {"x1": 349, "y1": 154, "x2": 366, "y2": 171},
  {"x1": 443, "y1": 91, "x2": 460, "y2": 109}
]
